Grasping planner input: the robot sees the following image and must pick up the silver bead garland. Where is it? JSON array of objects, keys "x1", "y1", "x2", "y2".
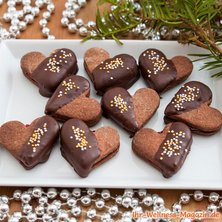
[{"x1": 0, "y1": 188, "x2": 221, "y2": 222}]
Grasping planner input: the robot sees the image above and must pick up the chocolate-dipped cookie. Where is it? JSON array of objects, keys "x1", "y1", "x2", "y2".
[
  {"x1": 91, "y1": 54, "x2": 139, "y2": 95},
  {"x1": 84, "y1": 47, "x2": 110, "y2": 80},
  {"x1": 60, "y1": 119, "x2": 120, "y2": 177},
  {"x1": 0, "y1": 116, "x2": 59, "y2": 170},
  {"x1": 45, "y1": 75, "x2": 102, "y2": 126},
  {"x1": 21, "y1": 48, "x2": 78, "y2": 97},
  {"x1": 101, "y1": 87, "x2": 160, "y2": 134},
  {"x1": 139, "y1": 49, "x2": 193, "y2": 93},
  {"x1": 132, "y1": 122, "x2": 192, "y2": 178},
  {"x1": 164, "y1": 81, "x2": 222, "y2": 135}
]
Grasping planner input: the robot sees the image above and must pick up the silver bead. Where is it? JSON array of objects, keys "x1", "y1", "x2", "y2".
[
  {"x1": 0, "y1": 203, "x2": 9, "y2": 214},
  {"x1": 180, "y1": 193, "x2": 190, "y2": 204},
  {"x1": 3, "y1": 13, "x2": 11, "y2": 22},
  {"x1": 27, "y1": 213, "x2": 37, "y2": 222},
  {"x1": 42, "y1": 214, "x2": 52, "y2": 222},
  {"x1": 78, "y1": 0, "x2": 86, "y2": 7},
  {"x1": 154, "y1": 197, "x2": 164, "y2": 208},
  {"x1": 180, "y1": 219, "x2": 192, "y2": 222},
  {"x1": 75, "y1": 18, "x2": 84, "y2": 27},
  {"x1": 207, "y1": 203, "x2": 217, "y2": 212},
  {"x1": 17, "y1": 10, "x2": 24, "y2": 19},
  {"x1": 43, "y1": 11, "x2": 51, "y2": 20},
  {"x1": 209, "y1": 192, "x2": 220, "y2": 203},
  {"x1": 32, "y1": 187, "x2": 43, "y2": 198},
  {"x1": 21, "y1": 192, "x2": 31, "y2": 204},
  {"x1": 52, "y1": 200, "x2": 62, "y2": 209},
  {"x1": 81, "y1": 195, "x2": 91, "y2": 206},
  {"x1": 79, "y1": 26, "x2": 88, "y2": 36},
  {"x1": 0, "y1": 0, "x2": 3, "y2": 6},
  {"x1": 70, "y1": 218, "x2": 77, "y2": 222},
  {"x1": 172, "y1": 202, "x2": 182, "y2": 213},
  {"x1": 134, "y1": 206, "x2": 143, "y2": 214},
  {"x1": 87, "y1": 21, "x2": 96, "y2": 29},
  {"x1": 9, "y1": 25, "x2": 19, "y2": 34},
  {"x1": 73, "y1": 4, "x2": 80, "y2": 12},
  {"x1": 65, "y1": 2, "x2": 73, "y2": 9},
  {"x1": 24, "y1": 14, "x2": 34, "y2": 24},
  {"x1": 47, "y1": 188, "x2": 57, "y2": 199},
  {"x1": 95, "y1": 198, "x2": 105, "y2": 210},
  {"x1": 115, "y1": 196, "x2": 122, "y2": 205},
  {"x1": 142, "y1": 195, "x2": 153, "y2": 206},
  {"x1": 8, "y1": 0, "x2": 16, "y2": 7},
  {"x1": 18, "y1": 21, "x2": 27, "y2": 31},
  {"x1": 101, "y1": 190, "x2": 110, "y2": 200},
  {"x1": 71, "y1": 206, "x2": 81, "y2": 217},
  {"x1": 131, "y1": 198, "x2": 139, "y2": 208},
  {"x1": 67, "y1": 197, "x2": 77, "y2": 207},
  {"x1": 32, "y1": 7, "x2": 40, "y2": 16},
  {"x1": 47, "y1": 204, "x2": 58, "y2": 215},
  {"x1": 8, "y1": 216, "x2": 19, "y2": 222},
  {"x1": 62, "y1": 10, "x2": 69, "y2": 18},
  {"x1": 122, "y1": 196, "x2": 132, "y2": 208},
  {"x1": 138, "y1": 189, "x2": 147, "y2": 198},
  {"x1": 87, "y1": 188, "x2": 96, "y2": 197},
  {"x1": 172, "y1": 29, "x2": 180, "y2": 38},
  {"x1": 8, "y1": 6, "x2": 16, "y2": 13},
  {"x1": 22, "y1": 0, "x2": 31, "y2": 5},
  {"x1": 12, "y1": 212, "x2": 22, "y2": 219},
  {"x1": 108, "y1": 205, "x2": 118, "y2": 216},
  {"x1": 100, "y1": 213, "x2": 111, "y2": 222},
  {"x1": 60, "y1": 189, "x2": 70, "y2": 200},
  {"x1": 67, "y1": 10, "x2": 76, "y2": 19},
  {"x1": 47, "y1": 4, "x2": 55, "y2": 13},
  {"x1": 23, "y1": 5, "x2": 32, "y2": 14},
  {"x1": 72, "y1": 188, "x2": 81, "y2": 198},
  {"x1": 38, "y1": 196, "x2": 48, "y2": 205},
  {"x1": 194, "y1": 191, "x2": 204, "y2": 202},
  {"x1": 84, "y1": 219, "x2": 92, "y2": 222},
  {"x1": 124, "y1": 189, "x2": 134, "y2": 198},
  {"x1": 42, "y1": 27, "x2": 50, "y2": 37},
  {"x1": 13, "y1": 190, "x2": 22, "y2": 200},
  {"x1": 35, "y1": 205, "x2": 45, "y2": 216},
  {"x1": 134, "y1": 2, "x2": 141, "y2": 12},
  {"x1": 11, "y1": 18, "x2": 20, "y2": 26},
  {"x1": 87, "y1": 208, "x2": 96, "y2": 219},
  {"x1": 219, "y1": 200, "x2": 222, "y2": 208},
  {"x1": 23, "y1": 204, "x2": 32, "y2": 214},
  {"x1": 58, "y1": 210, "x2": 69, "y2": 222},
  {"x1": 35, "y1": 0, "x2": 44, "y2": 8},
  {"x1": 61, "y1": 17, "x2": 69, "y2": 27}
]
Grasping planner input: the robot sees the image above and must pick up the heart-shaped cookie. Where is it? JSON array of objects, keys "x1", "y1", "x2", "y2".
[
  {"x1": 101, "y1": 87, "x2": 160, "y2": 134},
  {"x1": 91, "y1": 54, "x2": 139, "y2": 95},
  {"x1": 0, "y1": 116, "x2": 59, "y2": 170},
  {"x1": 132, "y1": 122, "x2": 192, "y2": 178},
  {"x1": 45, "y1": 75, "x2": 102, "y2": 126},
  {"x1": 84, "y1": 47, "x2": 110, "y2": 81},
  {"x1": 21, "y1": 48, "x2": 78, "y2": 97},
  {"x1": 60, "y1": 118, "x2": 120, "y2": 177},
  {"x1": 139, "y1": 49, "x2": 193, "y2": 93},
  {"x1": 164, "y1": 81, "x2": 222, "y2": 135}
]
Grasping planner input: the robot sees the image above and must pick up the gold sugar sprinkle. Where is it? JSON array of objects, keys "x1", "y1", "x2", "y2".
[
  {"x1": 71, "y1": 126, "x2": 91, "y2": 151},
  {"x1": 57, "y1": 79, "x2": 80, "y2": 98},
  {"x1": 159, "y1": 130, "x2": 186, "y2": 160},
  {"x1": 101, "y1": 58, "x2": 124, "y2": 73},
  {"x1": 172, "y1": 85, "x2": 200, "y2": 111},
  {"x1": 27, "y1": 123, "x2": 47, "y2": 153},
  {"x1": 110, "y1": 94, "x2": 130, "y2": 113}
]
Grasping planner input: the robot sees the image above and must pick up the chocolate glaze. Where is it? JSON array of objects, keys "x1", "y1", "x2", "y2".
[
  {"x1": 45, "y1": 75, "x2": 90, "y2": 114},
  {"x1": 101, "y1": 87, "x2": 138, "y2": 133},
  {"x1": 139, "y1": 48, "x2": 177, "y2": 93},
  {"x1": 60, "y1": 119, "x2": 101, "y2": 178},
  {"x1": 154, "y1": 122, "x2": 192, "y2": 178},
  {"x1": 165, "y1": 81, "x2": 212, "y2": 116},
  {"x1": 19, "y1": 116, "x2": 60, "y2": 170},
  {"x1": 32, "y1": 48, "x2": 78, "y2": 97},
  {"x1": 92, "y1": 54, "x2": 139, "y2": 95}
]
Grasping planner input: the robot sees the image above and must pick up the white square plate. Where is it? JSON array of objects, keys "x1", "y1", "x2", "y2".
[{"x1": 0, "y1": 40, "x2": 221, "y2": 189}]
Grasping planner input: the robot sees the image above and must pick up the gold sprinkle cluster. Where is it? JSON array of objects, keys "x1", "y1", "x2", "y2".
[
  {"x1": 58, "y1": 79, "x2": 80, "y2": 98},
  {"x1": 172, "y1": 85, "x2": 200, "y2": 111},
  {"x1": 100, "y1": 58, "x2": 124, "y2": 73},
  {"x1": 143, "y1": 50, "x2": 169, "y2": 77},
  {"x1": 44, "y1": 49, "x2": 73, "y2": 73},
  {"x1": 110, "y1": 94, "x2": 130, "y2": 113},
  {"x1": 159, "y1": 130, "x2": 186, "y2": 161},
  {"x1": 70, "y1": 126, "x2": 92, "y2": 151},
  {"x1": 27, "y1": 123, "x2": 47, "y2": 153}
]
